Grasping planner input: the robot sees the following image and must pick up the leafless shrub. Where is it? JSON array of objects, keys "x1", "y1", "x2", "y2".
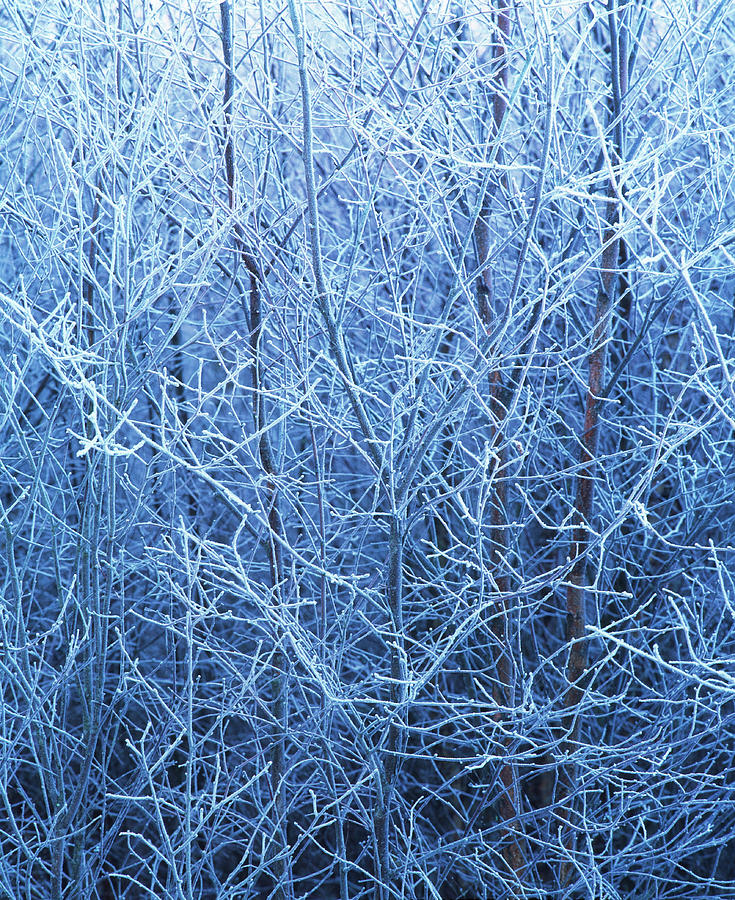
[{"x1": 1, "y1": 0, "x2": 734, "y2": 898}]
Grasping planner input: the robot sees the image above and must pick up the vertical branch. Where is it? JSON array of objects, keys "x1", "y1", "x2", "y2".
[
  {"x1": 488, "y1": 0, "x2": 510, "y2": 607},
  {"x1": 375, "y1": 512, "x2": 405, "y2": 891},
  {"x1": 49, "y1": 159, "x2": 107, "y2": 898},
  {"x1": 472, "y1": 0, "x2": 525, "y2": 878},
  {"x1": 559, "y1": 0, "x2": 628, "y2": 879},
  {"x1": 219, "y1": 5, "x2": 290, "y2": 899},
  {"x1": 1, "y1": 498, "x2": 60, "y2": 893},
  {"x1": 284, "y1": 0, "x2": 403, "y2": 892},
  {"x1": 285, "y1": 0, "x2": 380, "y2": 468},
  {"x1": 474, "y1": 0, "x2": 512, "y2": 668}
]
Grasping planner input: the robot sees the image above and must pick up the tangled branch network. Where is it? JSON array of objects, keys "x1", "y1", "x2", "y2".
[{"x1": 1, "y1": 0, "x2": 734, "y2": 898}]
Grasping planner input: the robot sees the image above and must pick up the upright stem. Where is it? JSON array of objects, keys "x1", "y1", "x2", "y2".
[
  {"x1": 219, "y1": 5, "x2": 290, "y2": 898},
  {"x1": 285, "y1": 1, "x2": 407, "y2": 892},
  {"x1": 559, "y1": 0, "x2": 627, "y2": 880},
  {"x1": 473, "y1": 0, "x2": 525, "y2": 878},
  {"x1": 285, "y1": 0, "x2": 380, "y2": 470},
  {"x1": 375, "y1": 514, "x2": 406, "y2": 890}
]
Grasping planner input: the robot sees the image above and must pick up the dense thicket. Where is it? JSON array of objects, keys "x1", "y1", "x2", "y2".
[{"x1": 1, "y1": 0, "x2": 734, "y2": 897}]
